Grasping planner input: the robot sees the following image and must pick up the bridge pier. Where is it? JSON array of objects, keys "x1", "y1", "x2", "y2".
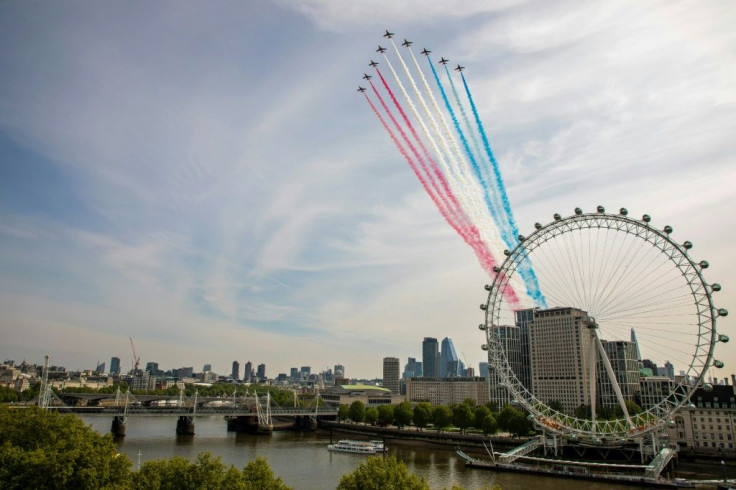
[
  {"x1": 226, "y1": 415, "x2": 259, "y2": 433},
  {"x1": 111, "y1": 416, "x2": 126, "y2": 437},
  {"x1": 176, "y1": 416, "x2": 195, "y2": 435}
]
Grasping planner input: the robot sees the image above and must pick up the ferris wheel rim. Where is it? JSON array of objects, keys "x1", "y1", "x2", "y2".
[{"x1": 482, "y1": 208, "x2": 722, "y2": 440}]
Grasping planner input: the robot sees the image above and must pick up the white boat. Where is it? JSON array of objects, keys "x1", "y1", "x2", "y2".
[{"x1": 327, "y1": 439, "x2": 378, "y2": 454}]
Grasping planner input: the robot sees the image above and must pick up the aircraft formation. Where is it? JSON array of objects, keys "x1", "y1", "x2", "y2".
[{"x1": 357, "y1": 30, "x2": 546, "y2": 309}]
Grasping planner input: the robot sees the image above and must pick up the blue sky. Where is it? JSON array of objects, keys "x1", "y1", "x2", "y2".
[{"x1": 1, "y1": 1, "x2": 734, "y2": 378}]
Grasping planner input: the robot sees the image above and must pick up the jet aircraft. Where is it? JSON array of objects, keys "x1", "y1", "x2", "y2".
[
  {"x1": 439, "y1": 57, "x2": 449, "y2": 65},
  {"x1": 376, "y1": 45, "x2": 387, "y2": 54},
  {"x1": 402, "y1": 39, "x2": 412, "y2": 47},
  {"x1": 362, "y1": 73, "x2": 372, "y2": 80},
  {"x1": 455, "y1": 64, "x2": 465, "y2": 72},
  {"x1": 383, "y1": 30, "x2": 394, "y2": 39},
  {"x1": 357, "y1": 86, "x2": 366, "y2": 93},
  {"x1": 369, "y1": 60, "x2": 379, "y2": 67},
  {"x1": 421, "y1": 48, "x2": 431, "y2": 56}
]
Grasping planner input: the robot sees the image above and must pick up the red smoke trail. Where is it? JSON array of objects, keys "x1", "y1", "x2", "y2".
[{"x1": 364, "y1": 94, "x2": 520, "y2": 308}]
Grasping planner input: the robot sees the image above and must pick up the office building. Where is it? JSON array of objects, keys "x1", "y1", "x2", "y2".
[
  {"x1": 638, "y1": 376, "x2": 675, "y2": 410},
  {"x1": 202, "y1": 364, "x2": 212, "y2": 372},
  {"x1": 257, "y1": 363, "x2": 266, "y2": 381},
  {"x1": 440, "y1": 337, "x2": 460, "y2": 378},
  {"x1": 145, "y1": 362, "x2": 159, "y2": 374},
  {"x1": 96, "y1": 362, "x2": 106, "y2": 374},
  {"x1": 244, "y1": 362, "x2": 253, "y2": 382},
  {"x1": 529, "y1": 307, "x2": 594, "y2": 414},
  {"x1": 407, "y1": 377, "x2": 490, "y2": 406},
  {"x1": 383, "y1": 357, "x2": 400, "y2": 394},
  {"x1": 403, "y1": 357, "x2": 420, "y2": 379},
  {"x1": 487, "y1": 324, "x2": 523, "y2": 407},
  {"x1": 290, "y1": 367, "x2": 299, "y2": 379},
  {"x1": 334, "y1": 364, "x2": 345, "y2": 378},
  {"x1": 479, "y1": 362, "x2": 489, "y2": 379},
  {"x1": 597, "y1": 340, "x2": 640, "y2": 411},
  {"x1": 422, "y1": 337, "x2": 440, "y2": 378},
  {"x1": 109, "y1": 357, "x2": 121, "y2": 375},
  {"x1": 232, "y1": 361, "x2": 240, "y2": 380},
  {"x1": 668, "y1": 383, "x2": 736, "y2": 454}
]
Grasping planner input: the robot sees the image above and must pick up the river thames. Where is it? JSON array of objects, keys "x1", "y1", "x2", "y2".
[{"x1": 81, "y1": 416, "x2": 731, "y2": 489}]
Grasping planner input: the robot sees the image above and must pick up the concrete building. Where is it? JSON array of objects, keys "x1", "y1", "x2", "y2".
[
  {"x1": 257, "y1": 363, "x2": 266, "y2": 381},
  {"x1": 515, "y1": 309, "x2": 534, "y2": 391},
  {"x1": 383, "y1": 357, "x2": 400, "y2": 394},
  {"x1": 403, "y1": 357, "x2": 419, "y2": 379},
  {"x1": 528, "y1": 307, "x2": 594, "y2": 414},
  {"x1": 244, "y1": 362, "x2": 253, "y2": 382},
  {"x1": 406, "y1": 377, "x2": 490, "y2": 406},
  {"x1": 422, "y1": 337, "x2": 440, "y2": 378},
  {"x1": 231, "y1": 361, "x2": 240, "y2": 380},
  {"x1": 488, "y1": 324, "x2": 523, "y2": 407},
  {"x1": 638, "y1": 375, "x2": 675, "y2": 410},
  {"x1": 334, "y1": 364, "x2": 345, "y2": 378},
  {"x1": 668, "y1": 384, "x2": 736, "y2": 455},
  {"x1": 321, "y1": 384, "x2": 403, "y2": 407}
]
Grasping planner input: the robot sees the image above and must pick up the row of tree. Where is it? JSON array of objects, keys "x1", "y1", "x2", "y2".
[{"x1": 337, "y1": 398, "x2": 535, "y2": 436}]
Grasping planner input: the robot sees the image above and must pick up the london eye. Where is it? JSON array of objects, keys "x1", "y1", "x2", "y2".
[{"x1": 481, "y1": 207, "x2": 728, "y2": 441}]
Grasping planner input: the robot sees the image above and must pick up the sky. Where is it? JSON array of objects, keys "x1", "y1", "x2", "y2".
[{"x1": 1, "y1": 0, "x2": 734, "y2": 380}]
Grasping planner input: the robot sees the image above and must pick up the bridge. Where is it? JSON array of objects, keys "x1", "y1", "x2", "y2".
[{"x1": 37, "y1": 389, "x2": 338, "y2": 437}]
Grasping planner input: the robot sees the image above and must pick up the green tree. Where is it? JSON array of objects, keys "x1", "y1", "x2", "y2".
[
  {"x1": 508, "y1": 412, "x2": 533, "y2": 437},
  {"x1": 484, "y1": 400, "x2": 498, "y2": 412},
  {"x1": 452, "y1": 403, "x2": 473, "y2": 434},
  {"x1": 547, "y1": 400, "x2": 564, "y2": 412},
  {"x1": 496, "y1": 404, "x2": 519, "y2": 431},
  {"x1": 574, "y1": 404, "x2": 591, "y2": 420},
  {"x1": 338, "y1": 404, "x2": 349, "y2": 421},
  {"x1": 365, "y1": 407, "x2": 378, "y2": 425},
  {"x1": 348, "y1": 400, "x2": 366, "y2": 424},
  {"x1": 0, "y1": 406, "x2": 132, "y2": 489},
  {"x1": 462, "y1": 397, "x2": 477, "y2": 408},
  {"x1": 377, "y1": 404, "x2": 395, "y2": 426},
  {"x1": 394, "y1": 401, "x2": 413, "y2": 428},
  {"x1": 481, "y1": 413, "x2": 498, "y2": 435},
  {"x1": 336, "y1": 456, "x2": 429, "y2": 490},
  {"x1": 0, "y1": 385, "x2": 19, "y2": 403},
  {"x1": 433, "y1": 405, "x2": 453, "y2": 432},
  {"x1": 242, "y1": 457, "x2": 290, "y2": 489},
  {"x1": 473, "y1": 405, "x2": 491, "y2": 429},
  {"x1": 412, "y1": 402, "x2": 433, "y2": 430},
  {"x1": 613, "y1": 400, "x2": 643, "y2": 418}
]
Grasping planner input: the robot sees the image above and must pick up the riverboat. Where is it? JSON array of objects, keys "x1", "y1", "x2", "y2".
[
  {"x1": 327, "y1": 440, "x2": 378, "y2": 454},
  {"x1": 369, "y1": 440, "x2": 387, "y2": 452}
]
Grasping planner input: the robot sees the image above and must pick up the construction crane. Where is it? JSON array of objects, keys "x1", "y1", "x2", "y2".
[{"x1": 129, "y1": 337, "x2": 141, "y2": 373}]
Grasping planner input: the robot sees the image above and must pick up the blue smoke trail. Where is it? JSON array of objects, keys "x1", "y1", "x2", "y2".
[
  {"x1": 427, "y1": 58, "x2": 509, "y2": 244},
  {"x1": 459, "y1": 72, "x2": 547, "y2": 308}
]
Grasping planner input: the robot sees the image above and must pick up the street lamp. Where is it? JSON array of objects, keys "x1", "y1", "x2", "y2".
[{"x1": 721, "y1": 460, "x2": 727, "y2": 483}]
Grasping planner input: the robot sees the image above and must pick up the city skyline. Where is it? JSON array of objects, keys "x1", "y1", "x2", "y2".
[{"x1": 1, "y1": 2, "x2": 734, "y2": 378}]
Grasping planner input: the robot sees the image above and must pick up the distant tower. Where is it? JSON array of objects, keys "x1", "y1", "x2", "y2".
[
  {"x1": 383, "y1": 357, "x2": 400, "y2": 394},
  {"x1": 422, "y1": 337, "x2": 440, "y2": 378},
  {"x1": 334, "y1": 364, "x2": 345, "y2": 378},
  {"x1": 440, "y1": 337, "x2": 460, "y2": 378},
  {"x1": 478, "y1": 362, "x2": 489, "y2": 379},
  {"x1": 664, "y1": 360, "x2": 675, "y2": 380},
  {"x1": 244, "y1": 361, "x2": 253, "y2": 382},
  {"x1": 202, "y1": 364, "x2": 212, "y2": 372},
  {"x1": 232, "y1": 361, "x2": 240, "y2": 380},
  {"x1": 403, "y1": 357, "x2": 418, "y2": 378},
  {"x1": 109, "y1": 357, "x2": 121, "y2": 375},
  {"x1": 630, "y1": 328, "x2": 643, "y2": 362},
  {"x1": 256, "y1": 363, "x2": 266, "y2": 381},
  {"x1": 96, "y1": 361, "x2": 106, "y2": 374}
]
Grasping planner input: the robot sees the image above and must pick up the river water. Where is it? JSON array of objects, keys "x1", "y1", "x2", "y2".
[{"x1": 80, "y1": 416, "x2": 729, "y2": 490}]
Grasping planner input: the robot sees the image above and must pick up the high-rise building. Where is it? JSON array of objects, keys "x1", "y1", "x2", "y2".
[
  {"x1": 515, "y1": 309, "x2": 534, "y2": 391},
  {"x1": 257, "y1": 363, "x2": 266, "y2": 381},
  {"x1": 145, "y1": 362, "x2": 159, "y2": 374},
  {"x1": 383, "y1": 357, "x2": 400, "y2": 394},
  {"x1": 109, "y1": 357, "x2": 121, "y2": 375},
  {"x1": 334, "y1": 364, "x2": 345, "y2": 378},
  {"x1": 597, "y1": 340, "x2": 640, "y2": 411},
  {"x1": 664, "y1": 361, "x2": 675, "y2": 380},
  {"x1": 290, "y1": 367, "x2": 298, "y2": 379},
  {"x1": 244, "y1": 361, "x2": 253, "y2": 382},
  {"x1": 422, "y1": 337, "x2": 440, "y2": 378},
  {"x1": 202, "y1": 364, "x2": 212, "y2": 372},
  {"x1": 630, "y1": 328, "x2": 643, "y2": 362},
  {"x1": 488, "y1": 324, "x2": 523, "y2": 407},
  {"x1": 529, "y1": 307, "x2": 594, "y2": 414},
  {"x1": 96, "y1": 361, "x2": 106, "y2": 373},
  {"x1": 403, "y1": 357, "x2": 419, "y2": 379},
  {"x1": 300, "y1": 366, "x2": 311, "y2": 376},
  {"x1": 440, "y1": 337, "x2": 460, "y2": 378},
  {"x1": 479, "y1": 362, "x2": 489, "y2": 379},
  {"x1": 232, "y1": 361, "x2": 240, "y2": 380}
]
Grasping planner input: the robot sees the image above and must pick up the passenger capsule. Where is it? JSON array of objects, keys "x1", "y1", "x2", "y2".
[
  {"x1": 503, "y1": 249, "x2": 510, "y2": 256},
  {"x1": 574, "y1": 207, "x2": 583, "y2": 216},
  {"x1": 667, "y1": 420, "x2": 676, "y2": 429},
  {"x1": 480, "y1": 304, "x2": 487, "y2": 310},
  {"x1": 518, "y1": 235, "x2": 525, "y2": 242},
  {"x1": 718, "y1": 308, "x2": 728, "y2": 317},
  {"x1": 481, "y1": 344, "x2": 489, "y2": 351},
  {"x1": 642, "y1": 214, "x2": 651, "y2": 223},
  {"x1": 700, "y1": 260, "x2": 709, "y2": 269},
  {"x1": 597, "y1": 205, "x2": 605, "y2": 213},
  {"x1": 478, "y1": 323, "x2": 487, "y2": 331},
  {"x1": 664, "y1": 225, "x2": 673, "y2": 234},
  {"x1": 719, "y1": 334, "x2": 729, "y2": 343},
  {"x1": 492, "y1": 266, "x2": 500, "y2": 273},
  {"x1": 484, "y1": 284, "x2": 492, "y2": 291},
  {"x1": 703, "y1": 383, "x2": 713, "y2": 392},
  {"x1": 534, "y1": 222, "x2": 542, "y2": 230},
  {"x1": 683, "y1": 241, "x2": 693, "y2": 250},
  {"x1": 714, "y1": 360, "x2": 725, "y2": 369},
  {"x1": 712, "y1": 283, "x2": 722, "y2": 292},
  {"x1": 554, "y1": 213, "x2": 561, "y2": 221},
  {"x1": 620, "y1": 207, "x2": 628, "y2": 216}
]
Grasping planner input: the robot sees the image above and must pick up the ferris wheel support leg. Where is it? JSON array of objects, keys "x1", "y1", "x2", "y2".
[
  {"x1": 588, "y1": 335, "x2": 598, "y2": 435},
  {"x1": 592, "y1": 328, "x2": 634, "y2": 429}
]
